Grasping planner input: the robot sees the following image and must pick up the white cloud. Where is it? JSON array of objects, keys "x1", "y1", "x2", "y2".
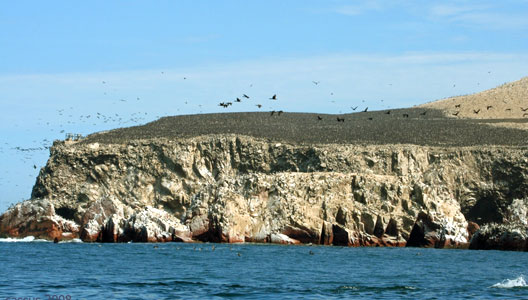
[
  {"x1": 429, "y1": 3, "x2": 528, "y2": 29},
  {"x1": 430, "y1": 4, "x2": 488, "y2": 17}
]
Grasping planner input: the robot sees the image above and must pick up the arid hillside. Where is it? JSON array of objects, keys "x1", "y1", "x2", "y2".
[{"x1": 420, "y1": 77, "x2": 528, "y2": 120}]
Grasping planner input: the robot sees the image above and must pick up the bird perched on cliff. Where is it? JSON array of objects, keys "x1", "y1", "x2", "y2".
[
  {"x1": 336, "y1": 117, "x2": 344, "y2": 122},
  {"x1": 270, "y1": 94, "x2": 277, "y2": 100},
  {"x1": 270, "y1": 110, "x2": 275, "y2": 116},
  {"x1": 385, "y1": 110, "x2": 391, "y2": 115},
  {"x1": 278, "y1": 110, "x2": 283, "y2": 116}
]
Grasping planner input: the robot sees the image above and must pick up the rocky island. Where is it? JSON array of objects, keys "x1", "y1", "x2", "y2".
[{"x1": 2, "y1": 77, "x2": 528, "y2": 251}]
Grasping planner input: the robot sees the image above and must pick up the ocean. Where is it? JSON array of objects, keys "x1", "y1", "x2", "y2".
[{"x1": 1, "y1": 237, "x2": 527, "y2": 299}]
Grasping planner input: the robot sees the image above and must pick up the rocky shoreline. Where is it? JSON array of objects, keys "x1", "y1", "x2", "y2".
[{"x1": 1, "y1": 132, "x2": 527, "y2": 251}]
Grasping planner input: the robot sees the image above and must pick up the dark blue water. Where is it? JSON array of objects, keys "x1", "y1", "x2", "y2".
[{"x1": 1, "y1": 240, "x2": 527, "y2": 299}]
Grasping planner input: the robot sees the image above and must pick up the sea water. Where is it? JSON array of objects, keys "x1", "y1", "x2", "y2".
[{"x1": 0, "y1": 239, "x2": 527, "y2": 299}]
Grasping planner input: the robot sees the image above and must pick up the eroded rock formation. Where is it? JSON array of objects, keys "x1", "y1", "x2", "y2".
[{"x1": 1, "y1": 135, "x2": 527, "y2": 250}]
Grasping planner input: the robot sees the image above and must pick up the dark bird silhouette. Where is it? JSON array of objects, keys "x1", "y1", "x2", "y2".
[
  {"x1": 506, "y1": 108, "x2": 512, "y2": 111},
  {"x1": 278, "y1": 110, "x2": 283, "y2": 116},
  {"x1": 270, "y1": 94, "x2": 277, "y2": 100},
  {"x1": 452, "y1": 111, "x2": 460, "y2": 116},
  {"x1": 243, "y1": 94, "x2": 250, "y2": 99},
  {"x1": 312, "y1": 81, "x2": 320, "y2": 85},
  {"x1": 385, "y1": 110, "x2": 391, "y2": 114},
  {"x1": 351, "y1": 106, "x2": 358, "y2": 111},
  {"x1": 487, "y1": 105, "x2": 493, "y2": 110},
  {"x1": 270, "y1": 110, "x2": 275, "y2": 116},
  {"x1": 403, "y1": 114, "x2": 409, "y2": 118},
  {"x1": 363, "y1": 107, "x2": 368, "y2": 112},
  {"x1": 236, "y1": 98, "x2": 242, "y2": 102},
  {"x1": 256, "y1": 104, "x2": 262, "y2": 108},
  {"x1": 368, "y1": 117, "x2": 373, "y2": 120},
  {"x1": 317, "y1": 116, "x2": 323, "y2": 121},
  {"x1": 336, "y1": 117, "x2": 344, "y2": 122},
  {"x1": 33, "y1": 165, "x2": 37, "y2": 169},
  {"x1": 455, "y1": 104, "x2": 461, "y2": 108},
  {"x1": 521, "y1": 107, "x2": 528, "y2": 112},
  {"x1": 473, "y1": 109, "x2": 480, "y2": 114}
]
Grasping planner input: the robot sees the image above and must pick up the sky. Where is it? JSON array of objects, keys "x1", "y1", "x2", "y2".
[{"x1": 1, "y1": 0, "x2": 528, "y2": 213}]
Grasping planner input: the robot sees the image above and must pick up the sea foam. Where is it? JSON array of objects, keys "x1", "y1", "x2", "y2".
[
  {"x1": 0, "y1": 236, "x2": 49, "y2": 243},
  {"x1": 492, "y1": 275, "x2": 527, "y2": 289}
]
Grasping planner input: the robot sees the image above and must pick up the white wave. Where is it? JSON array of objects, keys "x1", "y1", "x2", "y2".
[
  {"x1": 0, "y1": 236, "x2": 50, "y2": 243},
  {"x1": 59, "y1": 238, "x2": 83, "y2": 243},
  {"x1": 492, "y1": 275, "x2": 527, "y2": 288}
]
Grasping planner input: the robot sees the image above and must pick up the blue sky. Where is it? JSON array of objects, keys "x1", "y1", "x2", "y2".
[{"x1": 1, "y1": 0, "x2": 528, "y2": 212}]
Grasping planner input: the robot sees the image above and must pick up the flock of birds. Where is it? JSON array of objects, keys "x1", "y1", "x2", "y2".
[
  {"x1": 451, "y1": 103, "x2": 528, "y2": 117},
  {"x1": 0, "y1": 71, "x2": 511, "y2": 208}
]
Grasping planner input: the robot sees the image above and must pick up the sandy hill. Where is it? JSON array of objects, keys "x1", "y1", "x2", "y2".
[{"x1": 420, "y1": 76, "x2": 528, "y2": 120}]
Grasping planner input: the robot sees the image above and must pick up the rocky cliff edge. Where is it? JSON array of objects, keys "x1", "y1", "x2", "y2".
[{"x1": 2, "y1": 134, "x2": 528, "y2": 250}]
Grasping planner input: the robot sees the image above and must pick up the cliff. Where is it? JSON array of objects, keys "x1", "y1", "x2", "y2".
[{"x1": 1, "y1": 131, "x2": 527, "y2": 250}]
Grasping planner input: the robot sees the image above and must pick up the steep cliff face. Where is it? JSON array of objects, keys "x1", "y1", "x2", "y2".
[{"x1": 2, "y1": 134, "x2": 528, "y2": 249}]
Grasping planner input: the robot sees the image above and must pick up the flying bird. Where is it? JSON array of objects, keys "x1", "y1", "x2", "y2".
[
  {"x1": 453, "y1": 111, "x2": 460, "y2": 116},
  {"x1": 270, "y1": 94, "x2": 277, "y2": 100},
  {"x1": 336, "y1": 117, "x2": 344, "y2": 122},
  {"x1": 312, "y1": 81, "x2": 320, "y2": 85},
  {"x1": 363, "y1": 107, "x2": 368, "y2": 112},
  {"x1": 473, "y1": 109, "x2": 480, "y2": 114},
  {"x1": 455, "y1": 104, "x2": 461, "y2": 108},
  {"x1": 317, "y1": 116, "x2": 323, "y2": 121},
  {"x1": 236, "y1": 98, "x2": 242, "y2": 102},
  {"x1": 243, "y1": 94, "x2": 250, "y2": 99},
  {"x1": 521, "y1": 107, "x2": 528, "y2": 112},
  {"x1": 351, "y1": 106, "x2": 358, "y2": 111},
  {"x1": 487, "y1": 105, "x2": 493, "y2": 110},
  {"x1": 256, "y1": 104, "x2": 262, "y2": 108}
]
